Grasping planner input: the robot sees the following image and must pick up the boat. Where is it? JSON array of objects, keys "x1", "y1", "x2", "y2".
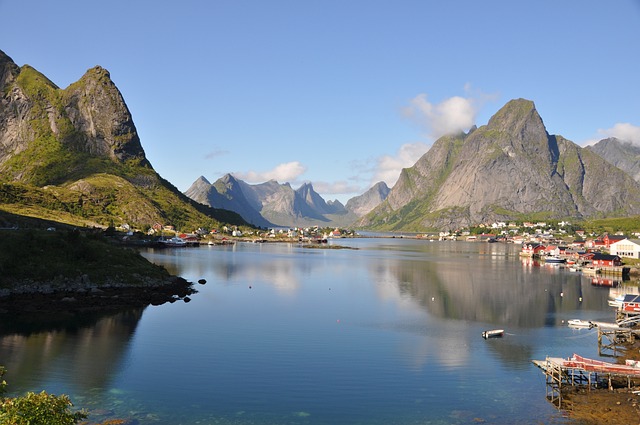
[
  {"x1": 158, "y1": 236, "x2": 187, "y2": 247},
  {"x1": 543, "y1": 256, "x2": 565, "y2": 264},
  {"x1": 608, "y1": 294, "x2": 625, "y2": 308},
  {"x1": 567, "y1": 319, "x2": 593, "y2": 329},
  {"x1": 482, "y1": 329, "x2": 504, "y2": 339}
]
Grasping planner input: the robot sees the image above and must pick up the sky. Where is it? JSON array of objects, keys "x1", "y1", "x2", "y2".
[{"x1": 1, "y1": 1, "x2": 639, "y2": 203}]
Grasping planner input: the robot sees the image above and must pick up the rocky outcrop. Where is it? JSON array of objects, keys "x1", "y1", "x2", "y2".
[
  {"x1": 360, "y1": 99, "x2": 640, "y2": 231},
  {"x1": 62, "y1": 66, "x2": 150, "y2": 165},
  {"x1": 345, "y1": 181, "x2": 390, "y2": 217},
  {"x1": 587, "y1": 137, "x2": 640, "y2": 182}
]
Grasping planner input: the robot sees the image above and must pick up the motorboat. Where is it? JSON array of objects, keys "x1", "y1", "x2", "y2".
[
  {"x1": 567, "y1": 319, "x2": 593, "y2": 329},
  {"x1": 544, "y1": 256, "x2": 565, "y2": 264},
  {"x1": 482, "y1": 329, "x2": 504, "y2": 339}
]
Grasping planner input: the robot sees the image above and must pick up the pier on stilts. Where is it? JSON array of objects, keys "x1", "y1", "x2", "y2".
[
  {"x1": 532, "y1": 354, "x2": 640, "y2": 408},
  {"x1": 591, "y1": 312, "x2": 640, "y2": 357}
]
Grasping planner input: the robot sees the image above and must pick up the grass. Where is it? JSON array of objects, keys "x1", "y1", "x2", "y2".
[{"x1": 0, "y1": 228, "x2": 169, "y2": 289}]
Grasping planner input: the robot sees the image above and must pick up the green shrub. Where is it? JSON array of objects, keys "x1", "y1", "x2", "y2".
[{"x1": 0, "y1": 390, "x2": 86, "y2": 425}]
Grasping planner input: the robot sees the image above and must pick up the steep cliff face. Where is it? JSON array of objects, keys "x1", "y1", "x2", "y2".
[
  {"x1": 0, "y1": 50, "x2": 245, "y2": 230},
  {"x1": 185, "y1": 174, "x2": 273, "y2": 227},
  {"x1": 361, "y1": 99, "x2": 640, "y2": 231},
  {"x1": 587, "y1": 137, "x2": 640, "y2": 182},
  {"x1": 345, "y1": 181, "x2": 389, "y2": 217},
  {"x1": 0, "y1": 54, "x2": 149, "y2": 186},
  {"x1": 63, "y1": 66, "x2": 149, "y2": 165}
]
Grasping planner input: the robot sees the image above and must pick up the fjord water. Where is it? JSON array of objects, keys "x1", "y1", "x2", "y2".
[{"x1": 0, "y1": 239, "x2": 625, "y2": 424}]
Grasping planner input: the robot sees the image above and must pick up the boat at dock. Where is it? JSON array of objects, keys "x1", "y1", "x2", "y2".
[
  {"x1": 158, "y1": 236, "x2": 187, "y2": 247},
  {"x1": 543, "y1": 256, "x2": 565, "y2": 264},
  {"x1": 482, "y1": 329, "x2": 504, "y2": 339}
]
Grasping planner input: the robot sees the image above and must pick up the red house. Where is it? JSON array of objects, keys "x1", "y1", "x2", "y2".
[{"x1": 590, "y1": 253, "x2": 623, "y2": 267}]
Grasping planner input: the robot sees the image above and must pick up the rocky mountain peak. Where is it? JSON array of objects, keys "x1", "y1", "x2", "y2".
[
  {"x1": 345, "y1": 181, "x2": 390, "y2": 217},
  {"x1": 0, "y1": 50, "x2": 20, "y2": 88},
  {"x1": 360, "y1": 98, "x2": 640, "y2": 231},
  {"x1": 64, "y1": 65, "x2": 149, "y2": 166},
  {"x1": 587, "y1": 137, "x2": 640, "y2": 182},
  {"x1": 486, "y1": 98, "x2": 547, "y2": 141},
  {"x1": 195, "y1": 175, "x2": 211, "y2": 185}
]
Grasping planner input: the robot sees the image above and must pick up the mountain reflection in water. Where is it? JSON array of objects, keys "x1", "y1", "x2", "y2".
[{"x1": 0, "y1": 309, "x2": 143, "y2": 392}]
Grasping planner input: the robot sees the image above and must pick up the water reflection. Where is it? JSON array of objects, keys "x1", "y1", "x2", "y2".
[
  {"x1": 0, "y1": 309, "x2": 143, "y2": 393},
  {"x1": 366, "y1": 243, "x2": 609, "y2": 328}
]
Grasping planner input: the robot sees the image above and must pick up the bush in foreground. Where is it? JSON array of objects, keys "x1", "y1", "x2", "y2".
[{"x1": 0, "y1": 366, "x2": 87, "y2": 425}]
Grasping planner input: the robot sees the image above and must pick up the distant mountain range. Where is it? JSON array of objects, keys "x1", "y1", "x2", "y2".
[
  {"x1": 0, "y1": 49, "x2": 245, "y2": 230},
  {"x1": 586, "y1": 138, "x2": 640, "y2": 183},
  {"x1": 185, "y1": 174, "x2": 390, "y2": 228},
  {"x1": 3, "y1": 48, "x2": 640, "y2": 233}
]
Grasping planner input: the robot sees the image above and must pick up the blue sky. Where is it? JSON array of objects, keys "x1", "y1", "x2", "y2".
[{"x1": 1, "y1": 1, "x2": 639, "y2": 203}]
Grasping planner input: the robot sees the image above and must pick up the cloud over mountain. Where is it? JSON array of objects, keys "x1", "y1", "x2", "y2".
[{"x1": 234, "y1": 161, "x2": 307, "y2": 184}]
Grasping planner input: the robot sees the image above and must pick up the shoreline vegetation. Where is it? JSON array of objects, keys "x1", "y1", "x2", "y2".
[{"x1": 0, "y1": 227, "x2": 196, "y2": 316}]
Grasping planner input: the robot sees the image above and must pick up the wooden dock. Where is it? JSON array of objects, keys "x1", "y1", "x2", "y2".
[{"x1": 532, "y1": 354, "x2": 640, "y2": 408}]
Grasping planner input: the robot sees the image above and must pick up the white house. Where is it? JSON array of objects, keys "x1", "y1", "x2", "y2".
[{"x1": 609, "y1": 238, "x2": 640, "y2": 259}]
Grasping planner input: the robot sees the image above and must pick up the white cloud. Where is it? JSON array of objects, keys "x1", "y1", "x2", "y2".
[
  {"x1": 597, "y1": 123, "x2": 640, "y2": 145},
  {"x1": 372, "y1": 142, "x2": 430, "y2": 187},
  {"x1": 204, "y1": 148, "x2": 229, "y2": 159},
  {"x1": 403, "y1": 94, "x2": 478, "y2": 139},
  {"x1": 311, "y1": 180, "x2": 362, "y2": 197},
  {"x1": 234, "y1": 161, "x2": 307, "y2": 183}
]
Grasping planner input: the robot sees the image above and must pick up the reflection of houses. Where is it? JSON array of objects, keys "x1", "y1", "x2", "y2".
[
  {"x1": 590, "y1": 277, "x2": 619, "y2": 287},
  {"x1": 520, "y1": 242, "x2": 545, "y2": 257},
  {"x1": 609, "y1": 238, "x2": 640, "y2": 259}
]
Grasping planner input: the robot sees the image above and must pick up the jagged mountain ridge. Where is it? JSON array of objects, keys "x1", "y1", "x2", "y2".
[
  {"x1": 345, "y1": 181, "x2": 390, "y2": 217},
  {"x1": 587, "y1": 137, "x2": 640, "y2": 182},
  {"x1": 359, "y1": 99, "x2": 640, "y2": 231},
  {"x1": 185, "y1": 174, "x2": 365, "y2": 228},
  {"x1": 0, "y1": 49, "x2": 246, "y2": 230}
]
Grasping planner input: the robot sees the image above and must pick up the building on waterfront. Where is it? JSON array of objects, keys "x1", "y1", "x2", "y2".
[{"x1": 609, "y1": 238, "x2": 640, "y2": 259}]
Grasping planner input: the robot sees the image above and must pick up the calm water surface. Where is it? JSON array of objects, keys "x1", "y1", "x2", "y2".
[{"x1": 0, "y1": 239, "x2": 632, "y2": 424}]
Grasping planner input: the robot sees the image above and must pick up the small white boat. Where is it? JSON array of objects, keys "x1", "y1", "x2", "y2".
[
  {"x1": 158, "y1": 236, "x2": 187, "y2": 247},
  {"x1": 567, "y1": 319, "x2": 593, "y2": 329},
  {"x1": 544, "y1": 256, "x2": 565, "y2": 264},
  {"x1": 482, "y1": 329, "x2": 504, "y2": 339}
]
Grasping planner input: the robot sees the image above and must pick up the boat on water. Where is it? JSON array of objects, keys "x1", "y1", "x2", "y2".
[
  {"x1": 543, "y1": 256, "x2": 565, "y2": 264},
  {"x1": 158, "y1": 236, "x2": 187, "y2": 247},
  {"x1": 482, "y1": 329, "x2": 504, "y2": 339},
  {"x1": 608, "y1": 294, "x2": 625, "y2": 308},
  {"x1": 567, "y1": 319, "x2": 593, "y2": 329}
]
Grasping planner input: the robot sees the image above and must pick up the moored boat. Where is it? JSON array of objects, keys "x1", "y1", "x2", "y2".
[
  {"x1": 158, "y1": 236, "x2": 187, "y2": 247},
  {"x1": 567, "y1": 319, "x2": 593, "y2": 329},
  {"x1": 482, "y1": 329, "x2": 504, "y2": 339},
  {"x1": 543, "y1": 256, "x2": 565, "y2": 264}
]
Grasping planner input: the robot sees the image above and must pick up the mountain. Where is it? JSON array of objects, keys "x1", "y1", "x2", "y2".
[
  {"x1": 359, "y1": 99, "x2": 640, "y2": 231},
  {"x1": 0, "y1": 49, "x2": 246, "y2": 230},
  {"x1": 185, "y1": 174, "x2": 358, "y2": 227},
  {"x1": 184, "y1": 175, "x2": 273, "y2": 228},
  {"x1": 586, "y1": 137, "x2": 640, "y2": 182},
  {"x1": 345, "y1": 181, "x2": 390, "y2": 217}
]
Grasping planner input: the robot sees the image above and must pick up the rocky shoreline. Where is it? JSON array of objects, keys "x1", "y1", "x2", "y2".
[{"x1": 0, "y1": 275, "x2": 196, "y2": 316}]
